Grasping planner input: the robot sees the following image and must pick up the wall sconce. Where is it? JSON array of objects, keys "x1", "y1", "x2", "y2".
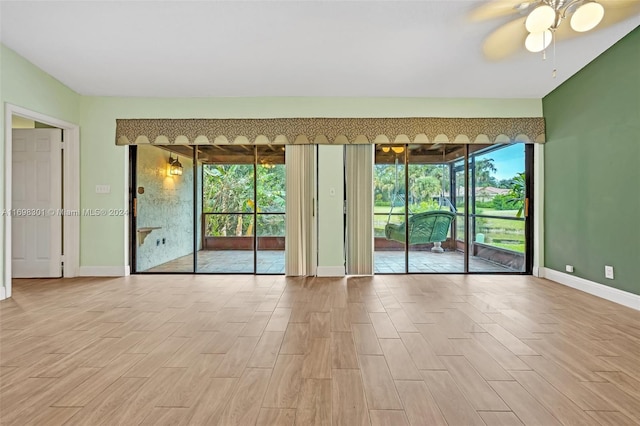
[{"x1": 168, "y1": 154, "x2": 183, "y2": 176}]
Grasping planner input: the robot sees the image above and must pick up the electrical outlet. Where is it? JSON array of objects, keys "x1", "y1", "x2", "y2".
[
  {"x1": 565, "y1": 265, "x2": 574, "y2": 273},
  {"x1": 605, "y1": 265, "x2": 614, "y2": 279}
]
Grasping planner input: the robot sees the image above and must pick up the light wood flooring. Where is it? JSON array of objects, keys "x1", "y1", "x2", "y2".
[{"x1": 1, "y1": 274, "x2": 640, "y2": 425}]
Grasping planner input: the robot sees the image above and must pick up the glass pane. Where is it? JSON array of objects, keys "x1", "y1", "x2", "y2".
[
  {"x1": 256, "y1": 214, "x2": 285, "y2": 274},
  {"x1": 136, "y1": 145, "x2": 194, "y2": 273},
  {"x1": 407, "y1": 144, "x2": 464, "y2": 273},
  {"x1": 199, "y1": 214, "x2": 255, "y2": 273},
  {"x1": 256, "y1": 146, "x2": 285, "y2": 274},
  {"x1": 257, "y1": 146, "x2": 286, "y2": 213},
  {"x1": 472, "y1": 144, "x2": 526, "y2": 218},
  {"x1": 454, "y1": 160, "x2": 466, "y2": 214},
  {"x1": 203, "y1": 164, "x2": 254, "y2": 213},
  {"x1": 198, "y1": 145, "x2": 256, "y2": 273},
  {"x1": 469, "y1": 143, "x2": 526, "y2": 273},
  {"x1": 453, "y1": 159, "x2": 467, "y2": 256},
  {"x1": 374, "y1": 146, "x2": 406, "y2": 273}
]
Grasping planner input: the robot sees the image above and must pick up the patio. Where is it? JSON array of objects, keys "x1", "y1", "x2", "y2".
[
  {"x1": 144, "y1": 250, "x2": 286, "y2": 274},
  {"x1": 143, "y1": 249, "x2": 515, "y2": 274},
  {"x1": 374, "y1": 250, "x2": 517, "y2": 273}
]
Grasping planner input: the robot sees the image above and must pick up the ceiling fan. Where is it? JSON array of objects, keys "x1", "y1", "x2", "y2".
[{"x1": 472, "y1": 0, "x2": 640, "y2": 61}]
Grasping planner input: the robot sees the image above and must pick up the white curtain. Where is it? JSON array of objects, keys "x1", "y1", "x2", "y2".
[
  {"x1": 285, "y1": 145, "x2": 316, "y2": 276},
  {"x1": 345, "y1": 144, "x2": 374, "y2": 275}
]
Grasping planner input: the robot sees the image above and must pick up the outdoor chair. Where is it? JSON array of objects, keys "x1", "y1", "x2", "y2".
[{"x1": 384, "y1": 210, "x2": 455, "y2": 253}]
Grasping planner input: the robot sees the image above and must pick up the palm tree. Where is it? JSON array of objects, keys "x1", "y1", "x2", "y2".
[{"x1": 507, "y1": 172, "x2": 526, "y2": 217}]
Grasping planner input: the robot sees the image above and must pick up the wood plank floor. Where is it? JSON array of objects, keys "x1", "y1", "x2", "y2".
[{"x1": 1, "y1": 274, "x2": 640, "y2": 425}]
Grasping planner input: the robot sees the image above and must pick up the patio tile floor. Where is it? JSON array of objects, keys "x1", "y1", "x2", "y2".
[
  {"x1": 143, "y1": 250, "x2": 285, "y2": 274},
  {"x1": 143, "y1": 249, "x2": 516, "y2": 274},
  {"x1": 374, "y1": 250, "x2": 516, "y2": 273}
]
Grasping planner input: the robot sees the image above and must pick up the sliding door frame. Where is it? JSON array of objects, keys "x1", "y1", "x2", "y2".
[
  {"x1": 373, "y1": 143, "x2": 533, "y2": 275},
  {"x1": 129, "y1": 145, "x2": 286, "y2": 275}
]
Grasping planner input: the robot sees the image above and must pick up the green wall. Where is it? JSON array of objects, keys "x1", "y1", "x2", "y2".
[
  {"x1": 543, "y1": 27, "x2": 640, "y2": 295},
  {"x1": 0, "y1": 44, "x2": 80, "y2": 287}
]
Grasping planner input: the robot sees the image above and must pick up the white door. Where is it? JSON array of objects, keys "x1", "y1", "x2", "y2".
[{"x1": 12, "y1": 129, "x2": 63, "y2": 278}]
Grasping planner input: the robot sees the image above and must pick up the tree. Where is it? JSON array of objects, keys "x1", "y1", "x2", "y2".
[
  {"x1": 203, "y1": 163, "x2": 286, "y2": 238},
  {"x1": 507, "y1": 172, "x2": 526, "y2": 217},
  {"x1": 475, "y1": 158, "x2": 498, "y2": 187},
  {"x1": 374, "y1": 162, "x2": 450, "y2": 211}
]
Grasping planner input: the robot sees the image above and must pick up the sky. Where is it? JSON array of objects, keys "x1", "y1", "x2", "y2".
[{"x1": 479, "y1": 144, "x2": 525, "y2": 182}]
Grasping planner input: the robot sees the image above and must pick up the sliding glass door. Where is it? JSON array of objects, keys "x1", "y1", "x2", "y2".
[
  {"x1": 133, "y1": 144, "x2": 195, "y2": 273},
  {"x1": 373, "y1": 146, "x2": 407, "y2": 273},
  {"x1": 407, "y1": 144, "x2": 466, "y2": 273},
  {"x1": 468, "y1": 144, "x2": 527, "y2": 272},
  {"x1": 132, "y1": 144, "x2": 285, "y2": 274},
  {"x1": 256, "y1": 146, "x2": 286, "y2": 274},
  {"x1": 374, "y1": 143, "x2": 532, "y2": 274},
  {"x1": 199, "y1": 146, "x2": 255, "y2": 273}
]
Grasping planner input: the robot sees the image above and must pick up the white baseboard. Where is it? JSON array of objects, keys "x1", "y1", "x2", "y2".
[
  {"x1": 316, "y1": 266, "x2": 345, "y2": 277},
  {"x1": 0, "y1": 286, "x2": 6, "y2": 301},
  {"x1": 533, "y1": 265, "x2": 543, "y2": 278},
  {"x1": 79, "y1": 266, "x2": 129, "y2": 277},
  {"x1": 542, "y1": 267, "x2": 640, "y2": 311}
]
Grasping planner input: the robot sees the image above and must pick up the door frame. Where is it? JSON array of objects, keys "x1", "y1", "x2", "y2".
[
  {"x1": 3, "y1": 103, "x2": 80, "y2": 299},
  {"x1": 373, "y1": 143, "x2": 533, "y2": 275}
]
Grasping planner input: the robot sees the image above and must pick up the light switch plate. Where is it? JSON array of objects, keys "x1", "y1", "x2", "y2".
[{"x1": 95, "y1": 184, "x2": 111, "y2": 194}]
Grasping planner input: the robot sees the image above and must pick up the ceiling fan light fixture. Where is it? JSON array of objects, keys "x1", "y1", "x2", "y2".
[
  {"x1": 525, "y1": 30, "x2": 553, "y2": 53},
  {"x1": 525, "y1": 4, "x2": 556, "y2": 32},
  {"x1": 570, "y1": 1, "x2": 605, "y2": 32}
]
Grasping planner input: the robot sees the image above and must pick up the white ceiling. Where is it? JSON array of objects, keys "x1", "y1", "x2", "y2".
[{"x1": 1, "y1": 1, "x2": 638, "y2": 98}]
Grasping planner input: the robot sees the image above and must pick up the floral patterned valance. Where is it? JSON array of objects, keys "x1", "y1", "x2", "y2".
[{"x1": 115, "y1": 117, "x2": 545, "y2": 145}]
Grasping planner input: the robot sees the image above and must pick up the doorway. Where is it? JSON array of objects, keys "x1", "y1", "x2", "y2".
[
  {"x1": 373, "y1": 143, "x2": 533, "y2": 274},
  {"x1": 3, "y1": 105, "x2": 80, "y2": 299},
  {"x1": 130, "y1": 144, "x2": 286, "y2": 274}
]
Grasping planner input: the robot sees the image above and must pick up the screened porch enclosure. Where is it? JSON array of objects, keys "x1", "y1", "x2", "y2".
[
  {"x1": 133, "y1": 144, "x2": 286, "y2": 274},
  {"x1": 373, "y1": 143, "x2": 530, "y2": 274}
]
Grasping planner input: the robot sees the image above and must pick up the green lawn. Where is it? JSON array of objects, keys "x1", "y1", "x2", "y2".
[{"x1": 374, "y1": 204, "x2": 525, "y2": 253}]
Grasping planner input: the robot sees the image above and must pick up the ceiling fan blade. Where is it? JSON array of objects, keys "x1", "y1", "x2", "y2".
[
  {"x1": 483, "y1": 17, "x2": 527, "y2": 61},
  {"x1": 469, "y1": 0, "x2": 536, "y2": 22},
  {"x1": 598, "y1": 0, "x2": 640, "y2": 25},
  {"x1": 599, "y1": 0, "x2": 640, "y2": 10},
  {"x1": 554, "y1": 0, "x2": 640, "y2": 41}
]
